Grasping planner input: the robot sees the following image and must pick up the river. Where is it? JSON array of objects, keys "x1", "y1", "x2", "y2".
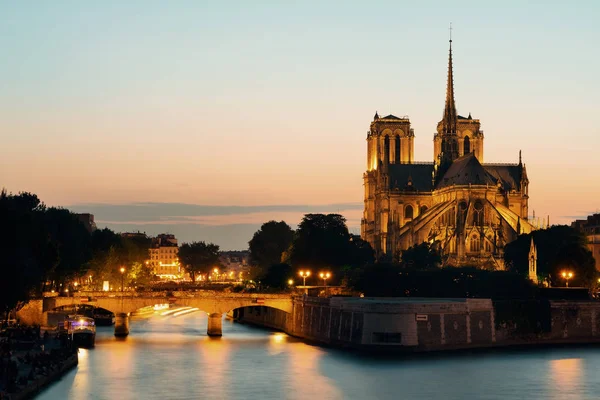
[{"x1": 38, "y1": 311, "x2": 600, "y2": 400}]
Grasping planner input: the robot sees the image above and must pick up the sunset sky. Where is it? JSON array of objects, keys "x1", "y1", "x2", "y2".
[{"x1": 1, "y1": 1, "x2": 599, "y2": 249}]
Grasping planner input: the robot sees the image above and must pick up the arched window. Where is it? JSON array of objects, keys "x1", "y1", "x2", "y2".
[
  {"x1": 420, "y1": 205, "x2": 428, "y2": 215},
  {"x1": 470, "y1": 235, "x2": 480, "y2": 252},
  {"x1": 464, "y1": 136, "x2": 471, "y2": 154},
  {"x1": 405, "y1": 205, "x2": 414, "y2": 220},
  {"x1": 395, "y1": 134, "x2": 401, "y2": 163},
  {"x1": 384, "y1": 136, "x2": 390, "y2": 161}
]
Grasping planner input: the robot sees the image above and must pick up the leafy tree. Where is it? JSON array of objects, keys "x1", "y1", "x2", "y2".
[
  {"x1": 504, "y1": 225, "x2": 596, "y2": 287},
  {"x1": 351, "y1": 264, "x2": 537, "y2": 299},
  {"x1": 43, "y1": 207, "x2": 92, "y2": 287},
  {"x1": 0, "y1": 190, "x2": 55, "y2": 316},
  {"x1": 348, "y1": 235, "x2": 376, "y2": 268},
  {"x1": 127, "y1": 261, "x2": 156, "y2": 287},
  {"x1": 249, "y1": 221, "x2": 294, "y2": 276},
  {"x1": 288, "y1": 214, "x2": 349, "y2": 268},
  {"x1": 121, "y1": 234, "x2": 152, "y2": 265},
  {"x1": 179, "y1": 241, "x2": 220, "y2": 282},
  {"x1": 287, "y1": 214, "x2": 375, "y2": 284},
  {"x1": 259, "y1": 263, "x2": 294, "y2": 290},
  {"x1": 399, "y1": 242, "x2": 441, "y2": 269}
]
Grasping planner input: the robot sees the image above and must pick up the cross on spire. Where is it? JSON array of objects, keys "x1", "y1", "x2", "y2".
[{"x1": 449, "y1": 22, "x2": 452, "y2": 42}]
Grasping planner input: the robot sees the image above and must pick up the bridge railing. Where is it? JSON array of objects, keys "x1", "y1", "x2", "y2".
[{"x1": 70, "y1": 290, "x2": 292, "y2": 299}]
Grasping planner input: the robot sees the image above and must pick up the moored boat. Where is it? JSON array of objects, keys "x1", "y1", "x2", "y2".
[{"x1": 62, "y1": 315, "x2": 96, "y2": 348}]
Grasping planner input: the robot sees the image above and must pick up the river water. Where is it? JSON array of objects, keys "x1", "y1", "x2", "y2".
[{"x1": 39, "y1": 311, "x2": 600, "y2": 400}]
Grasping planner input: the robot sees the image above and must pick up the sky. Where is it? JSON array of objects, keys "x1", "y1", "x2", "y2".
[{"x1": 1, "y1": 1, "x2": 599, "y2": 249}]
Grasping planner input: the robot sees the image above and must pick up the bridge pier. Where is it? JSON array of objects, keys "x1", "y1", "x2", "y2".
[
  {"x1": 207, "y1": 313, "x2": 223, "y2": 336},
  {"x1": 114, "y1": 313, "x2": 130, "y2": 337}
]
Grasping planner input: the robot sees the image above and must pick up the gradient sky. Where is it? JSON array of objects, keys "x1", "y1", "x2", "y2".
[{"x1": 1, "y1": 1, "x2": 599, "y2": 249}]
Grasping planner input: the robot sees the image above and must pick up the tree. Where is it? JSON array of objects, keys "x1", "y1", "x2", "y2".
[
  {"x1": 351, "y1": 264, "x2": 537, "y2": 299},
  {"x1": 43, "y1": 207, "x2": 92, "y2": 287},
  {"x1": 399, "y1": 242, "x2": 441, "y2": 269},
  {"x1": 179, "y1": 241, "x2": 220, "y2": 282},
  {"x1": 259, "y1": 263, "x2": 294, "y2": 290},
  {"x1": 288, "y1": 214, "x2": 374, "y2": 284},
  {"x1": 0, "y1": 190, "x2": 55, "y2": 316},
  {"x1": 249, "y1": 221, "x2": 294, "y2": 276},
  {"x1": 288, "y1": 213, "x2": 350, "y2": 268},
  {"x1": 504, "y1": 225, "x2": 596, "y2": 287}
]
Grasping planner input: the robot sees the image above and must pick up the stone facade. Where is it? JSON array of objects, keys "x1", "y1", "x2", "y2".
[
  {"x1": 149, "y1": 234, "x2": 180, "y2": 279},
  {"x1": 571, "y1": 214, "x2": 600, "y2": 271},
  {"x1": 361, "y1": 40, "x2": 532, "y2": 266}
]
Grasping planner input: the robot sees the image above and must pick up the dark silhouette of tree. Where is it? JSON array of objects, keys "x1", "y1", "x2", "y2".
[
  {"x1": 0, "y1": 190, "x2": 55, "y2": 317},
  {"x1": 351, "y1": 264, "x2": 537, "y2": 299},
  {"x1": 289, "y1": 214, "x2": 351, "y2": 267},
  {"x1": 259, "y1": 263, "x2": 294, "y2": 290},
  {"x1": 504, "y1": 225, "x2": 596, "y2": 287},
  {"x1": 287, "y1": 214, "x2": 375, "y2": 284},
  {"x1": 43, "y1": 207, "x2": 92, "y2": 288},
  {"x1": 400, "y1": 242, "x2": 441, "y2": 269},
  {"x1": 179, "y1": 241, "x2": 220, "y2": 282},
  {"x1": 249, "y1": 221, "x2": 294, "y2": 276},
  {"x1": 348, "y1": 235, "x2": 376, "y2": 268}
]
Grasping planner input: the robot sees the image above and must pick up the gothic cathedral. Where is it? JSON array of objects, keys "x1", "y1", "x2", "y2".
[{"x1": 361, "y1": 39, "x2": 533, "y2": 268}]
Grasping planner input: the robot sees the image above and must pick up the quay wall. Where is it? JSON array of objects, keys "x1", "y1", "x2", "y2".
[
  {"x1": 10, "y1": 354, "x2": 78, "y2": 400},
  {"x1": 235, "y1": 297, "x2": 600, "y2": 351}
]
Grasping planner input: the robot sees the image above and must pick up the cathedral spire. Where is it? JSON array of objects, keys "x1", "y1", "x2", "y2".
[{"x1": 442, "y1": 26, "x2": 457, "y2": 135}]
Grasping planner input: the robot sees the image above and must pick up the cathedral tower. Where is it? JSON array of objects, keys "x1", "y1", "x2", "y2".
[{"x1": 366, "y1": 113, "x2": 414, "y2": 172}]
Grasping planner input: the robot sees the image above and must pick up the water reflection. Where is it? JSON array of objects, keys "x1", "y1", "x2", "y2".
[
  {"x1": 38, "y1": 314, "x2": 600, "y2": 400},
  {"x1": 287, "y1": 343, "x2": 342, "y2": 400},
  {"x1": 198, "y1": 335, "x2": 231, "y2": 399},
  {"x1": 549, "y1": 357, "x2": 584, "y2": 400}
]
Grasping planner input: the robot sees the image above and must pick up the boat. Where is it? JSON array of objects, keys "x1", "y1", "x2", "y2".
[
  {"x1": 61, "y1": 315, "x2": 96, "y2": 348},
  {"x1": 93, "y1": 309, "x2": 115, "y2": 326}
]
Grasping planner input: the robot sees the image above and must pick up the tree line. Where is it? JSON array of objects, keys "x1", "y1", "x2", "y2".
[{"x1": 2, "y1": 188, "x2": 595, "y2": 315}]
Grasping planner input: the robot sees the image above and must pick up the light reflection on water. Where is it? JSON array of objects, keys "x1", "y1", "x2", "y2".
[{"x1": 39, "y1": 313, "x2": 600, "y2": 400}]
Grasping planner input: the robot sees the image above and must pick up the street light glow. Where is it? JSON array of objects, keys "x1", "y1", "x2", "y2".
[
  {"x1": 561, "y1": 270, "x2": 574, "y2": 287},
  {"x1": 120, "y1": 267, "x2": 125, "y2": 274}
]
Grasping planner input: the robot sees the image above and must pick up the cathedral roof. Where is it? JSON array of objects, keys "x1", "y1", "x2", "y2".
[
  {"x1": 388, "y1": 163, "x2": 435, "y2": 192},
  {"x1": 382, "y1": 114, "x2": 402, "y2": 120},
  {"x1": 484, "y1": 164, "x2": 523, "y2": 192},
  {"x1": 436, "y1": 153, "x2": 496, "y2": 189}
]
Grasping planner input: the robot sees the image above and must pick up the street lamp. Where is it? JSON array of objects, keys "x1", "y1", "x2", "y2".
[
  {"x1": 120, "y1": 267, "x2": 125, "y2": 292},
  {"x1": 561, "y1": 271, "x2": 573, "y2": 287},
  {"x1": 319, "y1": 272, "x2": 331, "y2": 287},
  {"x1": 288, "y1": 279, "x2": 294, "y2": 287},
  {"x1": 298, "y1": 270, "x2": 311, "y2": 286}
]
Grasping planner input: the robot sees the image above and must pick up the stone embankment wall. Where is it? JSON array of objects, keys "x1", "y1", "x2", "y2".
[
  {"x1": 235, "y1": 297, "x2": 600, "y2": 351},
  {"x1": 11, "y1": 354, "x2": 78, "y2": 400}
]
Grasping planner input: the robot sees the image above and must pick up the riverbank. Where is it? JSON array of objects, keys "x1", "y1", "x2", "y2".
[
  {"x1": 232, "y1": 296, "x2": 600, "y2": 353},
  {"x1": 1, "y1": 326, "x2": 78, "y2": 400},
  {"x1": 7, "y1": 353, "x2": 77, "y2": 400}
]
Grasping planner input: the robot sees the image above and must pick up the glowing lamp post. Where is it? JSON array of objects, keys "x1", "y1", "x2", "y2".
[
  {"x1": 319, "y1": 271, "x2": 331, "y2": 297},
  {"x1": 120, "y1": 267, "x2": 126, "y2": 292},
  {"x1": 319, "y1": 272, "x2": 331, "y2": 287},
  {"x1": 561, "y1": 271, "x2": 573, "y2": 287},
  {"x1": 299, "y1": 270, "x2": 311, "y2": 287}
]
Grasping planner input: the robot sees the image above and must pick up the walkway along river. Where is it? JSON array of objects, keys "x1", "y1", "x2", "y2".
[{"x1": 36, "y1": 311, "x2": 600, "y2": 400}]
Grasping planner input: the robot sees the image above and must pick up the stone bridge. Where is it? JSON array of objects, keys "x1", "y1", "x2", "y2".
[{"x1": 22, "y1": 291, "x2": 293, "y2": 337}]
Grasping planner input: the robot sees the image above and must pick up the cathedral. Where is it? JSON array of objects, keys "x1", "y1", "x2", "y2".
[{"x1": 361, "y1": 39, "x2": 534, "y2": 268}]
